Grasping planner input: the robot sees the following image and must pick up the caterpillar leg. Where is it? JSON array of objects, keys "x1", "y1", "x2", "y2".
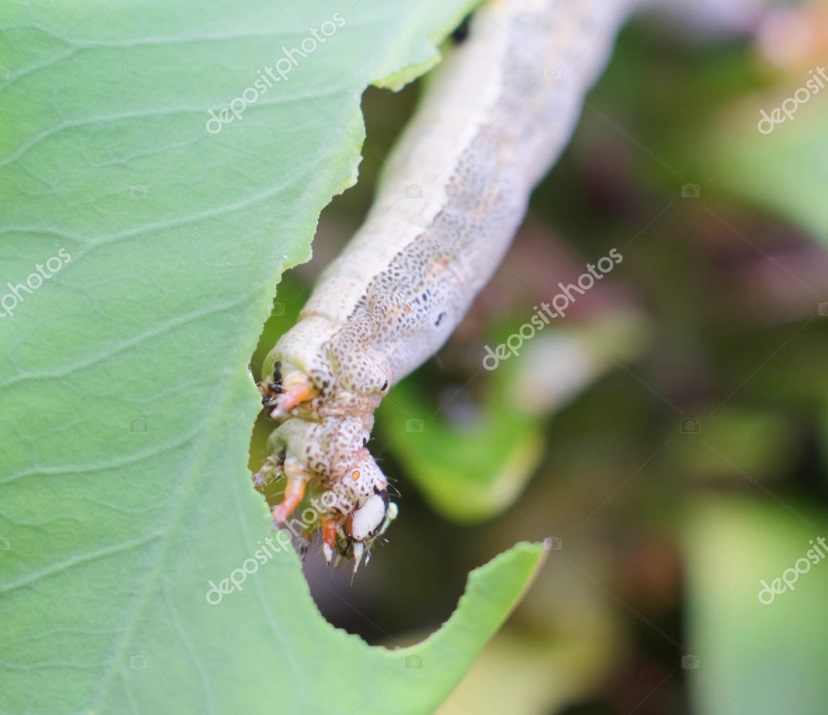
[
  {"x1": 252, "y1": 451, "x2": 284, "y2": 490},
  {"x1": 321, "y1": 518, "x2": 339, "y2": 565},
  {"x1": 259, "y1": 358, "x2": 319, "y2": 419},
  {"x1": 269, "y1": 379, "x2": 316, "y2": 419},
  {"x1": 270, "y1": 458, "x2": 309, "y2": 525}
]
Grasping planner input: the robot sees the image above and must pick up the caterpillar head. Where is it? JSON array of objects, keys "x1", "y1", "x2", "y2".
[
  {"x1": 339, "y1": 486, "x2": 398, "y2": 572},
  {"x1": 324, "y1": 454, "x2": 398, "y2": 571}
]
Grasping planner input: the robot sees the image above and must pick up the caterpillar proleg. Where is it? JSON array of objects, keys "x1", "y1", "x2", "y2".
[{"x1": 256, "y1": 0, "x2": 634, "y2": 571}]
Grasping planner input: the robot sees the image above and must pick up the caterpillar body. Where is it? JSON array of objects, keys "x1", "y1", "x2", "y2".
[{"x1": 256, "y1": 0, "x2": 632, "y2": 570}]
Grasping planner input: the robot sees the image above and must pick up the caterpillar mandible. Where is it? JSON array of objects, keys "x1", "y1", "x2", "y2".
[{"x1": 255, "y1": 0, "x2": 633, "y2": 571}]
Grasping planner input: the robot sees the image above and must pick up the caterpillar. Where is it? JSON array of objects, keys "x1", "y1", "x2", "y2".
[{"x1": 256, "y1": 0, "x2": 633, "y2": 571}]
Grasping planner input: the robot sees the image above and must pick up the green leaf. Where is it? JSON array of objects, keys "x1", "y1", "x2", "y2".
[
  {"x1": 685, "y1": 498, "x2": 828, "y2": 715},
  {"x1": 0, "y1": 1, "x2": 548, "y2": 712}
]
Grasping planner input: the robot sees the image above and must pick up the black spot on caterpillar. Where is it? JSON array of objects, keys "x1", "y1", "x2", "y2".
[
  {"x1": 272, "y1": 360, "x2": 283, "y2": 392},
  {"x1": 452, "y1": 14, "x2": 472, "y2": 44}
]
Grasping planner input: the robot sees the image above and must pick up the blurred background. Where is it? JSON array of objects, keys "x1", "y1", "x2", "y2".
[{"x1": 251, "y1": 2, "x2": 828, "y2": 713}]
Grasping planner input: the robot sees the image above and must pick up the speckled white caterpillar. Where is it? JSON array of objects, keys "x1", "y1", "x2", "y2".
[{"x1": 256, "y1": 0, "x2": 634, "y2": 570}]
